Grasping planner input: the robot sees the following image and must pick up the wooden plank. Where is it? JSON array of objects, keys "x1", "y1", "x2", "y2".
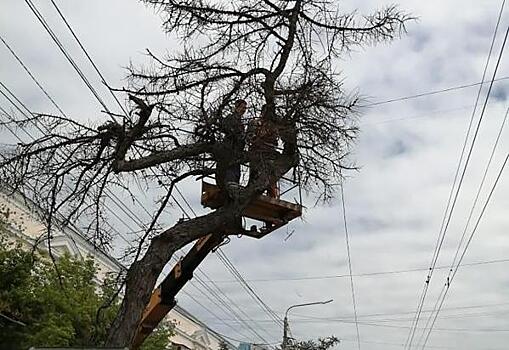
[{"x1": 201, "y1": 182, "x2": 302, "y2": 223}]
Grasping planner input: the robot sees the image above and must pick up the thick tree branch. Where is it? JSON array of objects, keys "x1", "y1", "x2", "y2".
[{"x1": 113, "y1": 142, "x2": 212, "y2": 173}]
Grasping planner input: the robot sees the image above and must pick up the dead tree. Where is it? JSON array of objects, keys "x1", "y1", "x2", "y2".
[{"x1": 0, "y1": 0, "x2": 412, "y2": 347}]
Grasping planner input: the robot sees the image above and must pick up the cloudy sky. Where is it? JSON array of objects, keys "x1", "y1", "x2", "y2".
[{"x1": 1, "y1": 1, "x2": 509, "y2": 349}]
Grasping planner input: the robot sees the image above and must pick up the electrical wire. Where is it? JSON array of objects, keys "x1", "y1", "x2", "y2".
[
  {"x1": 47, "y1": 0, "x2": 129, "y2": 117},
  {"x1": 403, "y1": 3, "x2": 507, "y2": 347},
  {"x1": 418, "y1": 152, "x2": 508, "y2": 349},
  {"x1": 363, "y1": 76, "x2": 509, "y2": 108},
  {"x1": 416, "y1": 25, "x2": 509, "y2": 350},
  {"x1": 429, "y1": 7, "x2": 508, "y2": 285},
  {"x1": 179, "y1": 288, "x2": 256, "y2": 342},
  {"x1": 169, "y1": 187, "x2": 285, "y2": 333},
  {"x1": 174, "y1": 256, "x2": 274, "y2": 343},
  {"x1": 3, "y1": 8, "x2": 277, "y2": 345},
  {"x1": 205, "y1": 256, "x2": 509, "y2": 283},
  {"x1": 0, "y1": 87, "x2": 132, "y2": 246},
  {"x1": 23, "y1": 0, "x2": 116, "y2": 122},
  {"x1": 216, "y1": 248, "x2": 285, "y2": 328},
  {"x1": 20, "y1": 0, "x2": 191, "y2": 231},
  {"x1": 193, "y1": 267, "x2": 277, "y2": 340},
  {"x1": 1, "y1": 23, "x2": 261, "y2": 339},
  {"x1": 209, "y1": 317, "x2": 509, "y2": 333},
  {"x1": 417, "y1": 28, "x2": 509, "y2": 347},
  {"x1": 168, "y1": 250, "x2": 275, "y2": 343},
  {"x1": 342, "y1": 338, "x2": 464, "y2": 350},
  {"x1": 1, "y1": 90, "x2": 268, "y2": 344},
  {"x1": 0, "y1": 34, "x2": 66, "y2": 118},
  {"x1": 43, "y1": 0, "x2": 195, "y2": 222},
  {"x1": 448, "y1": 105, "x2": 509, "y2": 276},
  {"x1": 340, "y1": 182, "x2": 361, "y2": 350},
  {"x1": 291, "y1": 301, "x2": 509, "y2": 321}
]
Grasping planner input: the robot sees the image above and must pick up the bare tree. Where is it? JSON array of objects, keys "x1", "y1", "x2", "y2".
[{"x1": 0, "y1": 0, "x2": 411, "y2": 347}]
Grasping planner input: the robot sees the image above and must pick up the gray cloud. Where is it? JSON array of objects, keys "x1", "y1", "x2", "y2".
[{"x1": 2, "y1": 0, "x2": 509, "y2": 349}]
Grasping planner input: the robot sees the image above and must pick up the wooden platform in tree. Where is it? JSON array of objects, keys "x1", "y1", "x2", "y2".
[{"x1": 201, "y1": 181, "x2": 302, "y2": 236}]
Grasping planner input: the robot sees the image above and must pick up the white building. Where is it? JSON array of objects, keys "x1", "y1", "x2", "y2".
[{"x1": 0, "y1": 188, "x2": 234, "y2": 350}]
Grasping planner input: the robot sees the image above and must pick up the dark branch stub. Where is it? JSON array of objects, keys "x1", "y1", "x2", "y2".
[{"x1": 0, "y1": 0, "x2": 413, "y2": 347}]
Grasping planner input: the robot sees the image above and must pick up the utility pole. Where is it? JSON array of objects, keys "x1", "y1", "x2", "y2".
[
  {"x1": 282, "y1": 299, "x2": 333, "y2": 350},
  {"x1": 283, "y1": 316, "x2": 289, "y2": 350}
]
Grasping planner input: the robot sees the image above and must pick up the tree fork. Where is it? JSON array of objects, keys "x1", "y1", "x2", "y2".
[{"x1": 106, "y1": 153, "x2": 297, "y2": 347}]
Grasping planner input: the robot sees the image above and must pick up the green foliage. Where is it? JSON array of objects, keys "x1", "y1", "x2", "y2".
[
  {"x1": 0, "y1": 225, "x2": 173, "y2": 350},
  {"x1": 284, "y1": 336, "x2": 340, "y2": 350},
  {"x1": 141, "y1": 323, "x2": 175, "y2": 350}
]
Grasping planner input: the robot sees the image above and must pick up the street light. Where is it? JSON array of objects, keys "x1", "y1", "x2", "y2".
[{"x1": 282, "y1": 299, "x2": 333, "y2": 350}]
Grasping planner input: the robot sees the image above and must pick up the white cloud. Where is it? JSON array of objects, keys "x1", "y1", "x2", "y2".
[{"x1": 1, "y1": 0, "x2": 509, "y2": 349}]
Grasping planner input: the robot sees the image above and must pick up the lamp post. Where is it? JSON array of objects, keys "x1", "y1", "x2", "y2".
[{"x1": 282, "y1": 299, "x2": 333, "y2": 350}]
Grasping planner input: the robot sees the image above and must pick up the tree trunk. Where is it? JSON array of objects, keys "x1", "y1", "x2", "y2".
[
  {"x1": 105, "y1": 153, "x2": 297, "y2": 348},
  {"x1": 105, "y1": 209, "x2": 234, "y2": 347}
]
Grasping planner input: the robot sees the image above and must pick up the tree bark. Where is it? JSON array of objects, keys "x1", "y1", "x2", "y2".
[
  {"x1": 113, "y1": 142, "x2": 211, "y2": 173},
  {"x1": 106, "y1": 208, "x2": 234, "y2": 346},
  {"x1": 105, "y1": 153, "x2": 297, "y2": 348}
]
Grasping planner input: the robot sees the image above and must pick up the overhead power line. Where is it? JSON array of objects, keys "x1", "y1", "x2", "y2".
[
  {"x1": 47, "y1": 0, "x2": 128, "y2": 117},
  {"x1": 23, "y1": 0, "x2": 116, "y2": 122},
  {"x1": 448, "y1": 106, "x2": 508, "y2": 282},
  {"x1": 170, "y1": 254, "x2": 274, "y2": 343},
  {"x1": 210, "y1": 317, "x2": 509, "y2": 333},
  {"x1": 291, "y1": 301, "x2": 509, "y2": 321},
  {"x1": 419, "y1": 151, "x2": 509, "y2": 349},
  {"x1": 3, "y1": 4, "x2": 266, "y2": 342},
  {"x1": 341, "y1": 338, "x2": 482, "y2": 350},
  {"x1": 0, "y1": 79, "x2": 149, "y2": 247},
  {"x1": 216, "y1": 248, "x2": 285, "y2": 328},
  {"x1": 0, "y1": 34, "x2": 66, "y2": 118},
  {"x1": 22, "y1": 0, "x2": 196, "y2": 239},
  {"x1": 340, "y1": 183, "x2": 361, "y2": 350},
  {"x1": 417, "y1": 23, "x2": 509, "y2": 350},
  {"x1": 198, "y1": 306, "x2": 509, "y2": 327},
  {"x1": 0, "y1": 84, "x2": 134, "y2": 246},
  {"x1": 404, "y1": 2, "x2": 507, "y2": 347},
  {"x1": 179, "y1": 288, "x2": 259, "y2": 343},
  {"x1": 32, "y1": 0, "x2": 193, "y2": 223},
  {"x1": 195, "y1": 267, "x2": 277, "y2": 339},
  {"x1": 363, "y1": 76, "x2": 509, "y2": 108},
  {"x1": 204, "y1": 256, "x2": 509, "y2": 283}
]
